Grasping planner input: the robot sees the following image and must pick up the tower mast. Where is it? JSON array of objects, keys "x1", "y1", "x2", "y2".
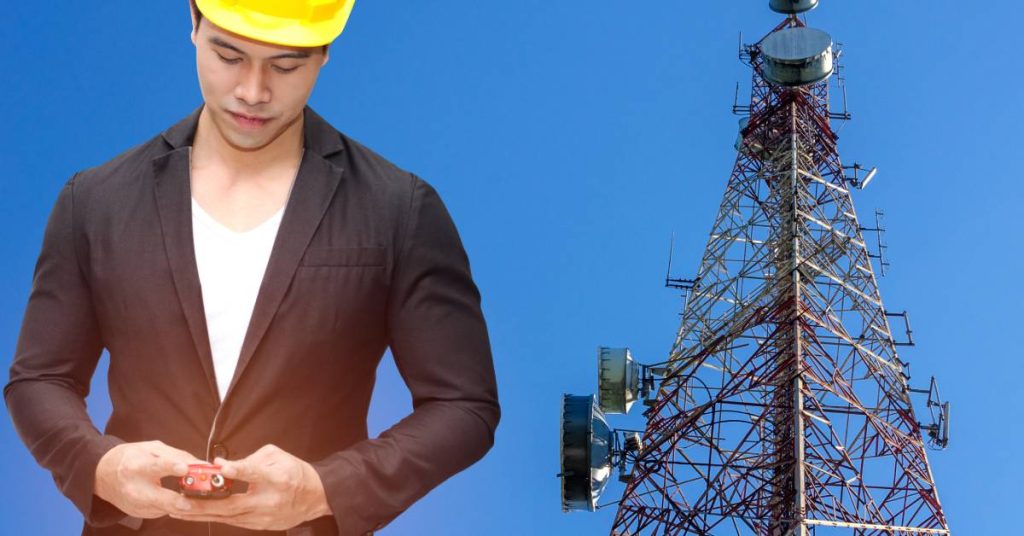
[{"x1": 558, "y1": 3, "x2": 950, "y2": 534}]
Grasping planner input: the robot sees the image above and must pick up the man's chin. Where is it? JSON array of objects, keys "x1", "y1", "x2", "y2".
[
  {"x1": 214, "y1": 120, "x2": 271, "y2": 151},
  {"x1": 225, "y1": 135, "x2": 273, "y2": 152}
]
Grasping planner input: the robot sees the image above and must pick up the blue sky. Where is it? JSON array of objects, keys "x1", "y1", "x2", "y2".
[{"x1": 1, "y1": 1, "x2": 1020, "y2": 534}]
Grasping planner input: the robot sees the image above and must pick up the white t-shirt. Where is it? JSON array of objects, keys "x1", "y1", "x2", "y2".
[{"x1": 191, "y1": 197, "x2": 285, "y2": 401}]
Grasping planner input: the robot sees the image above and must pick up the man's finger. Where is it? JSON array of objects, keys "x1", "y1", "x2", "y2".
[
  {"x1": 168, "y1": 510, "x2": 265, "y2": 530},
  {"x1": 137, "y1": 452, "x2": 188, "y2": 478},
  {"x1": 145, "y1": 445, "x2": 205, "y2": 476},
  {"x1": 216, "y1": 457, "x2": 261, "y2": 483},
  {"x1": 155, "y1": 454, "x2": 200, "y2": 477},
  {"x1": 147, "y1": 487, "x2": 195, "y2": 513},
  {"x1": 174, "y1": 493, "x2": 262, "y2": 518},
  {"x1": 151, "y1": 442, "x2": 206, "y2": 471}
]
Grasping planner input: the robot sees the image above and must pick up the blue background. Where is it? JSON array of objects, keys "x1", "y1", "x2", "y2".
[{"x1": 1, "y1": 1, "x2": 1019, "y2": 534}]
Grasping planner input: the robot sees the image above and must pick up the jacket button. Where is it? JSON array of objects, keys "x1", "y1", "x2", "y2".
[{"x1": 212, "y1": 444, "x2": 229, "y2": 460}]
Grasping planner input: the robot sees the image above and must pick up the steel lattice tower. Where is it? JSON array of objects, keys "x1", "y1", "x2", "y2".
[{"x1": 608, "y1": 15, "x2": 950, "y2": 536}]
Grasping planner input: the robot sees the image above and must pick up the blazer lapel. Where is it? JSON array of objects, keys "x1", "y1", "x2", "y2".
[
  {"x1": 152, "y1": 139, "x2": 220, "y2": 401},
  {"x1": 151, "y1": 104, "x2": 346, "y2": 405},
  {"x1": 224, "y1": 147, "x2": 344, "y2": 400}
]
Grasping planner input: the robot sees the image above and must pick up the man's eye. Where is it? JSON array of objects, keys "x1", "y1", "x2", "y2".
[
  {"x1": 216, "y1": 53, "x2": 241, "y2": 64},
  {"x1": 215, "y1": 52, "x2": 299, "y2": 73}
]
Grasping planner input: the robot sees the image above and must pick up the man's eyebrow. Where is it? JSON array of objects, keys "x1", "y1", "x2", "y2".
[{"x1": 208, "y1": 36, "x2": 312, "y2": 60}]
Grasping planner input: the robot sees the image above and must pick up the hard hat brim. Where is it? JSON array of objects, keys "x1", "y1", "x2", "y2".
[{"x1": 195, "y1": 0, "x2": 354, "y2": 48}]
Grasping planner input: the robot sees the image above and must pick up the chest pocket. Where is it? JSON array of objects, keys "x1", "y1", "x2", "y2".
[
  {"x1": 285, "y1": 245, "x2": 390, "y2": 344},
  {"x1": 299, "y1": 246, "x2": 386, "y2": 267}
]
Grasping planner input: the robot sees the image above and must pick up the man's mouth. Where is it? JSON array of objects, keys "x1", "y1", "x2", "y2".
[{"x1": 230, "y1": 112, "x2": 270, "y2": 129}]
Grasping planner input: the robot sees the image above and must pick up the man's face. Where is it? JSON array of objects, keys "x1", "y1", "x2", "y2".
[{"x1": 190, "y1": 14, "x2": 329, "y2": 152}]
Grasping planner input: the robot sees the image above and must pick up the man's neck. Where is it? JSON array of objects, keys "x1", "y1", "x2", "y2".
[{"x1": 191, "y1": 106, "x2": 304, "y2": 178}]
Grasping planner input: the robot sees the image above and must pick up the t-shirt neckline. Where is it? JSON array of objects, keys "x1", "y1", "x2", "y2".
[{"x1": 191, "y1": 197, "x2": 285, "y2": 237}]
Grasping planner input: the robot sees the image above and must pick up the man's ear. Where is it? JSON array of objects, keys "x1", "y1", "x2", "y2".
[
  {"x1": 321, "y1": 46, "x2": 330, "y2": 67},
  {"x1": 189, "y1": 1, "x2": 199, "y2": 45}
]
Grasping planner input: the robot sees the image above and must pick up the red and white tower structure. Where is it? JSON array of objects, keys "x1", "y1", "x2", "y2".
[{"x1": 560, "y1": 2, "x2": 951, "y2": 535}]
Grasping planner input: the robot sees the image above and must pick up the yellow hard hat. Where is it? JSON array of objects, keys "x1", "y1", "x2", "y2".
[{"x1": 194, "y1": 0, "x2": 355, "y2": 48}]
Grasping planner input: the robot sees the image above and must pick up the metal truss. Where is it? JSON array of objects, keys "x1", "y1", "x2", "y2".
[{"x1": 610, "y1": 18, "x2": 949, "y2": 536}]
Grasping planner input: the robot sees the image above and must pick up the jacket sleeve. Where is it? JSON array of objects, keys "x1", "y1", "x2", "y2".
[
  {"x1": 311, "y1": 175, "x2": 501, "y2": 536},
  {"x1": 3, "y1": 174, "x2": 129, "y2": 528}
]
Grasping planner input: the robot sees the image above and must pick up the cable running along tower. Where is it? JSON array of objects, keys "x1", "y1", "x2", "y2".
[{"x1": 559, "y1": 2, "x2": 950, "y2": 534}]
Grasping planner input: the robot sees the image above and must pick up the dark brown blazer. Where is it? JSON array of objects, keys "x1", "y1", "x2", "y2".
[{"x1": 4, "y1": 105, "x2": 500, "y2": 536}]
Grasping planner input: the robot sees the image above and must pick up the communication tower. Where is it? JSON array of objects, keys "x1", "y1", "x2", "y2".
[{"x1": 559, "y1": 2, "x2": 951, "y2": 534}]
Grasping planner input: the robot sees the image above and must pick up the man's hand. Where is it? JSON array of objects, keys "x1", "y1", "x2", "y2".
[
  {"x1": 94, "y1": 440, "x2": 203, "y2": 519},
  {"x1": 168, "y1": 444, "x2": 331, "y2": 531}
]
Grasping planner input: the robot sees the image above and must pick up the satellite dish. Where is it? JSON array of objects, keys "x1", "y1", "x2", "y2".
[
  {"x1": 597, "y1": 347, "x2": 641, "y2": 414},
  {"x1": 769, "y1": 0, "x2": 819, "y2": 14},
  {"x1": 559, "y1": 394, "x2": 614, "y2": 512},
  {"x1": 760, "y1": 27, "x2": 834, "y2": 87}
]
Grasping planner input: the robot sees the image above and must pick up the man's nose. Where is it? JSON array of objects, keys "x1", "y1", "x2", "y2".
[{"x1": 235, "y1": 63, "x2": 270, "y2": 106}]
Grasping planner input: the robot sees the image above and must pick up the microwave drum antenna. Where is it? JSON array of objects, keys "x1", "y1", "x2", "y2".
[{"x1": 559, "y1": 394, "x2": 614, "y2": 512}]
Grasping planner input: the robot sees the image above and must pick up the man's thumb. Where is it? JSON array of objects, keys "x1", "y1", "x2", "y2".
[{"x1": 170, "y1": 461, "x2": 189, "y2": 476}]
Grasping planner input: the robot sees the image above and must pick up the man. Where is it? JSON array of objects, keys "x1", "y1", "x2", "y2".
[{"x1": 4, "y1": 1, "x2": 500, "y2": 535}]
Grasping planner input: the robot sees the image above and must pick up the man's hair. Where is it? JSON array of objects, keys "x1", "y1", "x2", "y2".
[
  {"x1": 190, "y1": 0, "x2": 330, "y2": 55},
  {"x1": 190, "y1": 0, "x2": 202, "y2": 32}
]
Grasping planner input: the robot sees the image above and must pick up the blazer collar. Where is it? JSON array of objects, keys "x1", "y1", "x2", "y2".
[
  {"x1": 159, "y1": 103, "x2": 346, "y2": 159},
  {"x1": 151, "y1": 103, "x2": 346, "y2": 408}
]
